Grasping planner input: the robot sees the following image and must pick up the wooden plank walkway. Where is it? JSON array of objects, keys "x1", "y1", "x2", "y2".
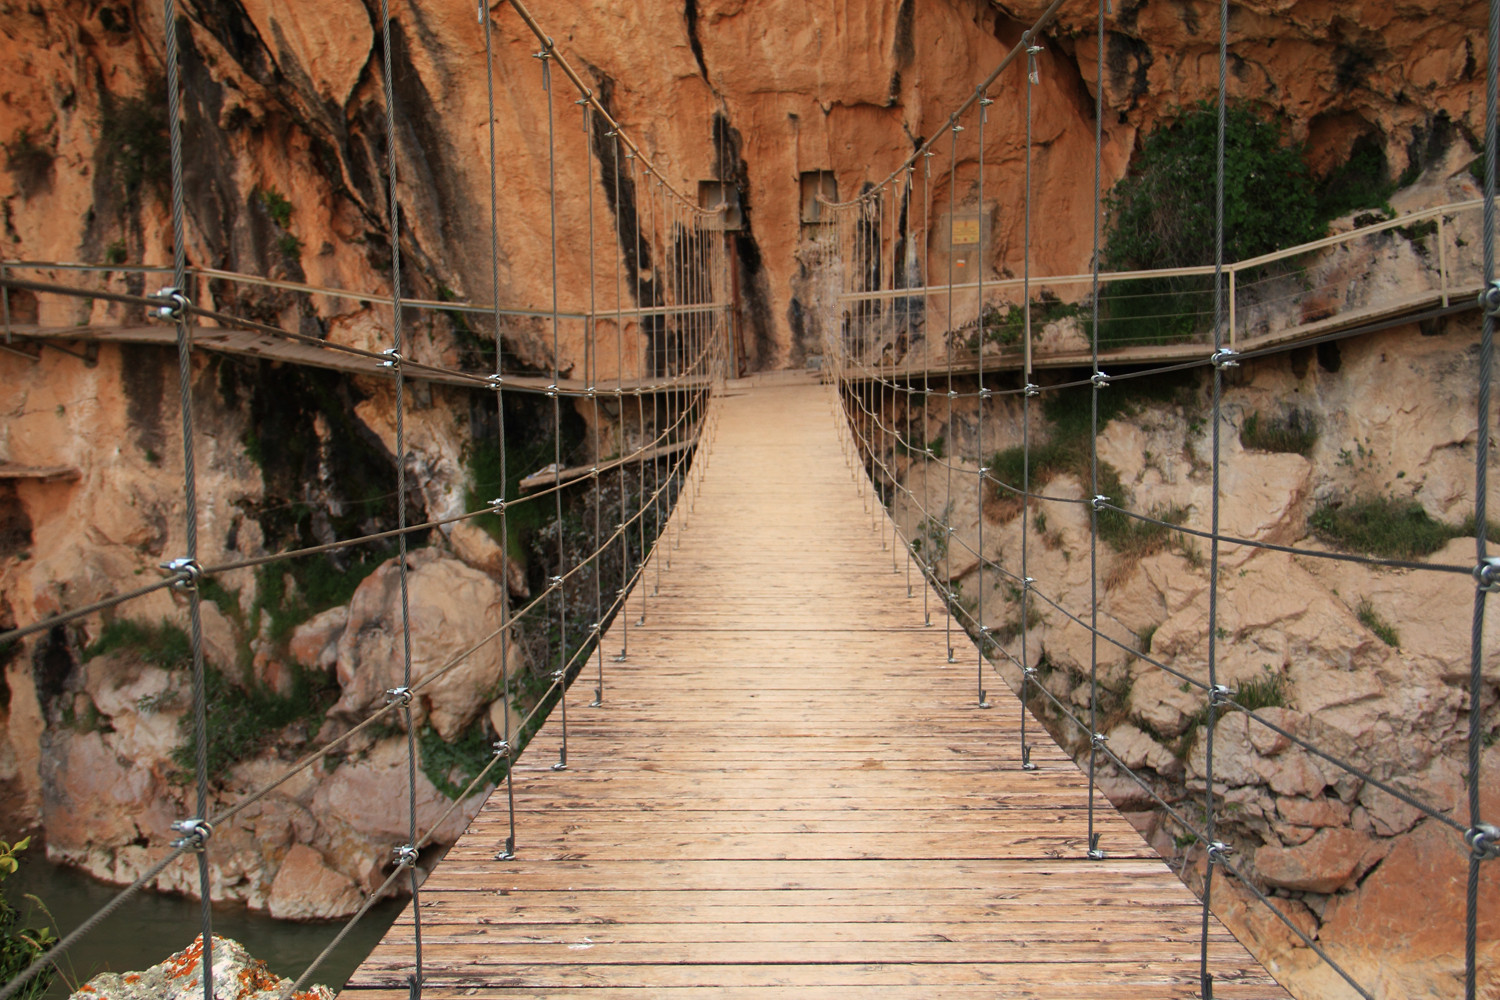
[{"x1": 343, "y1": 370, "x2": 1289, "y2": 999}]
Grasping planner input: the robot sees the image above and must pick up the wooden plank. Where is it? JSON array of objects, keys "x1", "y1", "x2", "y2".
[{"x1": 343, "y1": 371, "x2": 1287, "y2": 998}]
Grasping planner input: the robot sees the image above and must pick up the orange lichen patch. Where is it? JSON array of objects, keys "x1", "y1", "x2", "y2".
[
  {"x1": 233, "y1": 958, "x2": 284, "y2": 997},
  {"x1": 76, "y1": 986, "x2": 96, "y2": 994},
  {"x1": 122, "y1": 975, "x2": 141, "y2": 984},
  {"x1": 163, "y1": 937, "x2": 206, "y2": 982}
]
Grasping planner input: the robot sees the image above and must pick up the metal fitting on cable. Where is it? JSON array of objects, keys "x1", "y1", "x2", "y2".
[
  {"x1": 1087, "y1": 832, "x2": 1105, "y2": 860},
  {"x1": 1090, "y1": 495, "x2": 1109, "y2": 511},
  {"x1": 947, "y1": 390, "x2": 958, "y2": 400},
  {"x1": 546, "y1": 383, "x2": 558, "y2": 398},
  {"x1": 979, "y1": 388, "x2": 992, "y2": 400},
  {"x1": 159, "y1": 556, "x2": 202, "y2": 593},
  {"x1": 1209, "y1": 684, "x2": 1232, "y2": 707},
  {"x1": 1474, "y1": 557, "x2": 1500, "y2": 592},
  {"x1": 1211, "y1": 347, "x2": 1240, "y2": 369},
  {"x1": 171, "y1": 818, "x2": 212, "y2": 851},
  {"x1": 1090, "y1": 732, "x2": 1108, "y2": 750},
  {"x1": 1090, "y1": 371, "x2": 1110, "y2": 388},
  {"x1": 1206, "y1": 841, "x2": 1233, "y2": 865},
  {"x1": 489, "y1": 497, "x2": 506, "y2": 515},
  {"x1": 1024, "y1": 383, "x2": 1040, "y2": 398},
  {"x1": 951, "y1": 123, "x2": 965, "y2": 133},
  {"x1": 379, "y1": 348, "x2": 401, "y2": 370},
  {"x1": 385, "y1": 686, "x2": 413, "y2": 707},
  {"x1": 1466, "y1": 824, "x2": 1500, "y2": 860},
  {"x1": 551, "y1": 668, "x2": 565, "y2": 683},
  {"x1": 549, "y1": 574, "x2": 563, "y2": 591},
  {"x1": 492, "y1": 740, "x2": 511, "y2": 759},
  {"x1": 1023, "y1": 576, "x2": 1035, "y2": 590},
  {"x1": 148, "y1": 286, "x2": 191, "y2": 322},
  {"x1": 486, "y1": 373, "x2": 504, "y2": 391},
  {"x1": 1480, "y1": 280, "x2": 1500, "y2": 317},
  {"x1": 392, "y1": 844, "x2": 419, "y2": 869}
]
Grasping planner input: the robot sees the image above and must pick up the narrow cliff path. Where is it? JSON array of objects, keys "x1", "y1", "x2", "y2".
[{"x1": 343, "y1": 370, "x2": 1289, "y2": 998}]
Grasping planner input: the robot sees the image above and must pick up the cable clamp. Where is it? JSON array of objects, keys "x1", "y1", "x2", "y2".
[
  {"x1": 379, "y1": 348, "x2": 401, "y2": 370},
  {"x1": 489, "y1": 497, "x2": 506, "y2": 514},
  {"x1": 1023, "y1": 666, "x2": 1038, "y2": 678},
  {"x1": 590, "y1": 621, "x2": 601, "y2": 634},
  {"x1": 392, "y1": 844, "x2": 419, "y2": 868},
  {"x1": 979, "y1": 95, "x2": 994, "y2": 107},
  {"x1": 1206, "y1": 842, "x2": 1233, "y2": 866},
  {"x1": 159, "y1": 557, "x2": 202, "y2": 593},
  {"x1": 546, "y1": 383, "x2": 559, "y2": 398},
  {"x1": 951, "y1": 123, "x2": 965, "y2": 134},
  {"x1": 549, "y1": 575, "x2": 563, "y2": 590},
  {"x1": 1087, "y1": 833, "x2": 1105, "y2": 860},
  {"x1": 978, "y1": 466, "x2": 989, "y2": 476},
  {"x1": 1480, "y1": 281, "x2": 1500, "y2": 317},
  {"x1": 385, "y1": 686, "x2": 413, "y2": 707},
  {"x1": 1211, "y1": 347, "x2": 1240, "y2": 370},
  {"x1": 551, "y1": 668, "x2": 565, "y2": 683},
  {"x1": 492, "y1": 740, "x2": 511, "y2": 759},
  {"x1": 1090, "y1": 495, "x2": 1108, "y2": 511},
  {"x1": 1023, "y1": 576, "x2": 1035, "y2": 590},
  {"x1": 1024, "y1": 383, "x2": 1039, "y2": 397},
  {"x1": 1474, "y1": 557, "x2": 1500, "y2": 593},
  {"x1": 1090, "y1": 732, "x2": 1108, "y2": 750},
  {"x1": 979, "y1": 388, "x2": 992, "y2": 400},
  {"x1": 1209, "y1": 684, "x2": 1232, "y2": 707},
  {"x1": 148, "y1": 286, "x2": 191, "y2": 321},
  {"x1": 486, "y1": 373, "x2": 504, "y2": 390},
  {"x1": 170, "y1": 818, "x2": 212, "y2": 851},
  {"x1": 1466, "y1": 824, "x2": 1500, "y2": 860},
  {"x1": 1090, "y1": 371, "x2": 1110, "y2": 389}
]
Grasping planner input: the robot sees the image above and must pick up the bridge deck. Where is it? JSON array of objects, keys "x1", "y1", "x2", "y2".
[{"x1": 343, "y1": 371, "x2": 1289, "y2": 998}]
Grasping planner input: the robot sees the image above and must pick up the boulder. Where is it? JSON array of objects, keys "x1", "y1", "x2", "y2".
[
  {"x1": 310, "y1": 735, "x2": 486, "y2": 851},
  {"x1": 266, "y1": 844, "x2": 362, "y2": 920},
  {"x1": 289, "y1": 605, "x2": 349, "y2": 671},
  {"x1": 68, "y1": 935, "x2": 332, "y2": 1000},
  {"x1": 1254, "y1": 827, "x2": 1370, "y2": 893},
  {"x1": 330, "y1": 549, "x2": 510, "y2": 740}
]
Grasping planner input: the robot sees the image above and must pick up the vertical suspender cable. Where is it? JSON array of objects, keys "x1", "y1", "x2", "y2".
[
  {"x1": 481, "y1": 0, "x2": 517, "y2": 862},
  {"x1": 976, "y1": 85, "x2": 990, "y2": 709},
  {"x1": 1019, "y1": 31, "x2": 1038, "y2": 773},
  {"x1": 922, "y1": 152, "x2": 933, "y2": 626},
  {"x1": 1200, "y1": 0, "x2": 1232, "y2": 991},
  {"x1": 632, "y1": 154, "x2": 647, "y2": 629},
  {"x1": 945, "y1": 120, "x2": 958, "y2": 662},
  {"x1": 160, "y1": 1, "x2": 214, "y2": 991},
  {"x1": 1465, "y1": 0, "x2": 1498, "y2": 995},
  {"x1": 613, "y1": 132, "x2": 630, "y2": 663},
  {"x1": 585, "y1": 102, "x2": 605, "y2": 709},
  {"x1": 541, "y1": 49, "x2": 570, "y2": 773},
  {"x1": 376, "y1": 0, "x2": 422, "y2": 986},
  {"x1": 1085, "y1": 0, "x2": 1105, "y2": 863}
]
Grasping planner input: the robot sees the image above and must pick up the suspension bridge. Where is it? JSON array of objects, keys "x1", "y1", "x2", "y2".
[{"x1": 0, "y1": 0, "x2": 1496, "y2": 997}]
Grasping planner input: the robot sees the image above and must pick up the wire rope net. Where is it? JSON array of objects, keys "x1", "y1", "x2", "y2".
[
  {"x1": 815, "y1": 1, "x2": 1497, "y2": 997},
  {"x1": 0, "y1": 0, "x2": 729, "y2": 996}
]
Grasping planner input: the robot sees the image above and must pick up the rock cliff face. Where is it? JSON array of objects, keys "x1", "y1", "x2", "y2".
[{"x1": 0, "y1": 0, "x2": 1494, "y2": 984}]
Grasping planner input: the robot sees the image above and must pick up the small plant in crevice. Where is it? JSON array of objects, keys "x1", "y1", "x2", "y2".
[
  {"x1": 84, "y1": 618, "x2": 192, "y2": 671},
  {"x1": 1240, "y1": 408, "x2": 1318, "y2": 456},
  {"x1": 1355, "y1": 599, "x2": 1400, "y2": 648},
  {"x1": 1310, "y1": 494, "x2": 1462, "y2": 560},
  {"x1": 257, "y1": 186, "x2": 294, "y2": 228},
  {"x1": 419, "y1": 721, "x2": 501, "y2": 800}
]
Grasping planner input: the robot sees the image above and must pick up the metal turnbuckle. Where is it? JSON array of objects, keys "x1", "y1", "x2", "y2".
[{"x1": 171, "y1": 818, "x2": 213, "y2": 851}]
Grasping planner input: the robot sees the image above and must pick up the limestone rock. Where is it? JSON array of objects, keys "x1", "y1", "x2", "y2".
[
  {"x1": 1254, "y1": 827, "x2": 1370, "y2": 893},
  {"x1": 310, "y1": 735, "x2": 485, "y2": 850},
  {"x1": 266, "y1": 844, "x2": 362, "y2": 921},
  {"x1": 69, "y1": 935, "x2": 332, "y2": 1000},
  {"x1": 330, "y1": 549, "x2": 509, "y2": 740},
  {"x1": 288, "y1": 605, "x2": 348, "y2": 671}
]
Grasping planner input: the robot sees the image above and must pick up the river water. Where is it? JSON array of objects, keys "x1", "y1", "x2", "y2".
[{"x1": 7, "y1": 851, "x2": 404, "y2": 995}]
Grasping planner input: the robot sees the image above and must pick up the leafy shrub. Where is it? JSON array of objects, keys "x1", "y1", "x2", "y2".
[
  {"x1": 1240, "y1": 409, "x2": 1318, "y2": 455},
  {"x1": 0, "y1": 838, "x2": 55, "y2": 1000},
  {"x1": 1310, "y1": 495, "x2": 1460, "y2": 559}
]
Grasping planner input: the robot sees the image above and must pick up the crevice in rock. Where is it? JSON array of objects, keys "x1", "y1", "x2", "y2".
[
  {"x1": 683, "y1": 0, "x2": 709, "y2": 80},
  {"x1": 711, "y1": 111, "x2": 775, "y2": 369}
]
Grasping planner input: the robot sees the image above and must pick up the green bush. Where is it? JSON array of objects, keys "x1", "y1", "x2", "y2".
[
  {"x1": 419, "y1": 723, "x2": 500, "y2": 800},
  {"x1": 172, "y1": 663, "x2": 338, "y2": 780},
  {"x1": 1240, "y1": 409, "x2": 1318, "y2": 455},
  {"x1": 1105, "y1": 102, "x2": 1322, "y2": 271},
  {"x1": 0, "y1": 838, "x2": 55, "y2": 1000},
  {"x1": 85, "y1": 618, "x2": 192, "y2": 670},
  {"x1": 1310, "y1": 495, "x2": 1460, "y2": 559}
]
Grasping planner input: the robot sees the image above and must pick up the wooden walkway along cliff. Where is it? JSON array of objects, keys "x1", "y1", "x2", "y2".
[{"x1": 343, "y1": 371, "x2": 1290, "y2": 998}]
